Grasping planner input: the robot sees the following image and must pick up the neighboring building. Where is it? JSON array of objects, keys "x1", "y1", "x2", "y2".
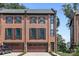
[
  {"x1": 70, "y1": 10, "x2": 79, "y2": 49},
  {"x1": 0, "y1": 9, "x2": 57, "y2": 52}
]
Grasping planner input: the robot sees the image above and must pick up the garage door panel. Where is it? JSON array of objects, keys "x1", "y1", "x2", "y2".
[
  {"x1": 27, "y1": 43, "x2": 48, "y2": 52},
  {"x1": 4, "y1": 43, "x2": 24, "y2": 52}
]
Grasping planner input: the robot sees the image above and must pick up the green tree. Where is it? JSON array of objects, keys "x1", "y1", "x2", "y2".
[
  {"x1": 62, "y1": 3, "x2": 79, "y2": 27},
  {"x1": 57, "y1": 34, "x2": 67, "y2": 52},
  {"x1": 0, "y1": 3, "x2": 26, "y2": 9}
]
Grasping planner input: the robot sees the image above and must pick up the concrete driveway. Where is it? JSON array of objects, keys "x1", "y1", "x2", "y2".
[
  {"x1": 23, "y1": 52, "x2": 52, "y2": 56},
  {"x1": 0, "y1": 52, "x2": 22, "y2": 56}
]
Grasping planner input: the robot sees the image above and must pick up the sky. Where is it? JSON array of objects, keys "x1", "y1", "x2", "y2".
[{"x1": 23, "y1": 3, "x2": 70, "y2": 43}]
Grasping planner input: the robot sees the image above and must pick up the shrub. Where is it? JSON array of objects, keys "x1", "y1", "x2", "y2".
[
  {"x1": 73, "y1": 47, "x2": 79, "y2": 56},
  {"x1": 73, "y1": 53, "x2": 79, "y2": 56}
]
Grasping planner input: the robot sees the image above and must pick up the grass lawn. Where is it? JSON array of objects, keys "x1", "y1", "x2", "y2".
[{"x1": 56, "y1": 51, "x2": 74, "y2": 56}]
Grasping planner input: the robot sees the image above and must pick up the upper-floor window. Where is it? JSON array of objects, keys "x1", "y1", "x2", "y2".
[
  {"x1": 6, "y1": 16, "x2": 13, "y2": 24},
  {"x1": 50, "y1": 29, "x2": 53, "y2": 36},
  {"x1": 5, "y1": 28, "x2": 22, "y2": 40},
  {"x1": 38, "y1": 17, "x2": 46, "y2": 24},
  {"x1": 29, "y1": 28, "x2": 46, "y2": 40},
  {"x1": 50, "y1": 15, "x2": 54, "y2": 36},
  {"x1": 30, "y1": 17, "x2": 37, "y2": 24},
  {"x1": 38, "y1": 28, "x2": 46, "y2": 39},
  {"x1": 50, "y1": 16, "x2": 54, "y2": 24},
  {"x1": 5, "y1": 28, "x2": 13, "y2": 39},
  {"x1": 29, "y1": 28, "x2": 36, "y2": 39},
  {"x1": 15, "y1": 16, "x2": 22, "y2": 23},
  {"x1": 15, "y1": 28, "x2": 22, "y2": 39}
]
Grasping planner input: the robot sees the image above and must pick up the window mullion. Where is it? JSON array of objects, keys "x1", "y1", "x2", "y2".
[
  {"x1": 13, "y1": 28, "x2": 15, "y2": 40},
  {"x1": 19, "y1": 28, "x2": 21, "y2": 39},
  {"x1": 13, "y1": 16, "x2": 15, "y2": 24},
  {"x1": 36, "y1": 28, "x2": 38, "y2": 40}
]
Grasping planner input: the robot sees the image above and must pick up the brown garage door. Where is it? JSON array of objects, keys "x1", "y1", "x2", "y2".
[
  {"x1": 4, "y1": 43, "x2": 24, "y2": 52},
  {"x1": 27, "y1": 43, "x2": 48, "y2": 52}
]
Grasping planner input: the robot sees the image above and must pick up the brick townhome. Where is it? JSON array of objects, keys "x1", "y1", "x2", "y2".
[
  {"x1": 70, "y1": 10, "x2": 79, "y2": 49},
  {"x1": 0, "y1": 9, "x2": 57, "y2": 52}
]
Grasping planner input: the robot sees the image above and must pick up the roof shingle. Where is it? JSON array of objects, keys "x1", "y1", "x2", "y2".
[{"x1": 0, "y1": 9, "x2": 55, "y2": 14}]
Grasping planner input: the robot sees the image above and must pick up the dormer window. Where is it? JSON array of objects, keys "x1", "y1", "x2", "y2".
[
  {"x1": 38, "y1": 17, "x2": 46, "y2": 24},
  {"x1": 6, "y1": 16, "x2": 13, "y2": 24},
  {"x1": 15, "y1": 16, "x2": 22, "y2": 23},
  {"x1": 30, "y1": 17, "x2": 37, "y2": 24}
]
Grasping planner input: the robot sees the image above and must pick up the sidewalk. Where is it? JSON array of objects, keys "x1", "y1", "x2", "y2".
[
  {"x1": 23, "y1": 52, "x2": 52, "y2": 56},
  {"x1": 0, "y1": 52, "x2": 22, "y2": 56}
]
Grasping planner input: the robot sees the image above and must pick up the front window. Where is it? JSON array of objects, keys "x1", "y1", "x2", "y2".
[
  {"x1": 38, "y1": 17, "x2": 46, "y2": 24},
  {"x1": 15, "y1": 28, "x2": 22, "y2": 39},
  {"x1": 50, "y1": 29, "x2": 53, "y2": 36},
  {"x1": 50, "y1": 15, "x2": 54, "y2": 24},
  {"x1": 29, "y1": 28, "x2": 46, "y2": 40},
  {"x1": 5, "y1": 28, "x2": 22, "y2": 40},
  {"x1": 6, "y1": 16, "x2": 13, "y2": 24},
  {"x1": 15, "y1": 16, "x2": 22, "y2": 23},
  {"x1": 29, "y1": 28, "x2": 36, "y2": 39},
  {"x1": 5, "y1": 28, "x2": 13, "y2": 39},
  {"x1": 30, "y1": 17, "x2": 37, "y2": 23},
  {"x1": 38, "y1": 28, "x2": 46, "y2": 39},
  {"x1": 50, "y1": 15, "x2": 54, "y2": 36}
]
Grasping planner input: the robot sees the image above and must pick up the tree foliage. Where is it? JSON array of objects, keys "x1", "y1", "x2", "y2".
[
  {"x1": 62, "y1": 3, "x2": 79, "y2": 27},
  {"x1": 0, "y1": 3, "x2": 26, "y2": 9},
  {"x1": 57, "y1": 34, "x2": 67, "y2": 52}
]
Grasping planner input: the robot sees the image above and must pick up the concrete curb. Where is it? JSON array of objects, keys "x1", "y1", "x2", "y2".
[
  {"x1": 0, "y1": 52, "x2": 23, "y2": 56},
  {"x1": 18, "y1": 52, "x2": 60, "y2": 56},
  {"x1": 18, "y1": 52, "x2": 26, "y2": 56},
  {"x1": 49, "y1": 52, "x2": 60, "y2": 56}
]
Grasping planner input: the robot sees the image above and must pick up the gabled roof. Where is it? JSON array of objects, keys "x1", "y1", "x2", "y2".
[{"x1": 0, "y1": 9, "x2": 55, "y2": 14}]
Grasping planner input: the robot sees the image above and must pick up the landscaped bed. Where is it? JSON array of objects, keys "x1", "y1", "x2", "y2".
[{"x1": 56, "y1": 51, "x2": 75, "y2": 56}]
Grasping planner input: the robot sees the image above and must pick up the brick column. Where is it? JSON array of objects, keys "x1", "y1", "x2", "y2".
[
  {"x1": 24, "y1": 11, "x2": 27, "y2": 52},
  {"x1": 73, "y1": 13, "x2": 77, "y2": 47},
  {"x1": 53, "y1": 14, "x2": 57, "y2": 52},
  {"x1": 48, "y1": 15, "x2": 51, "y2": 52},
  {"x1": 0, "y1": 15, "x2": 1, "y2": 45},
  {"x1": 0, "y1": 15, "x2": 1, "y2": 35},
  {"x1": 0, "y1": 14, "x2": 3, "y2": 45}
]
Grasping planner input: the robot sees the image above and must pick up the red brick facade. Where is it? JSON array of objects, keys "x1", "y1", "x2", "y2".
[
  {"x1": 0, "y1": 9, "x2": 57, "y2": 52},
  {"x1": 70, "y1": 10, "x2": 79, "y2": 48}
]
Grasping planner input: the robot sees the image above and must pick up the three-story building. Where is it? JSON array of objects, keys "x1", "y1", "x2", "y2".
[{"x1": 0, "y1": 9, "x2": 57, "y2": 52}]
